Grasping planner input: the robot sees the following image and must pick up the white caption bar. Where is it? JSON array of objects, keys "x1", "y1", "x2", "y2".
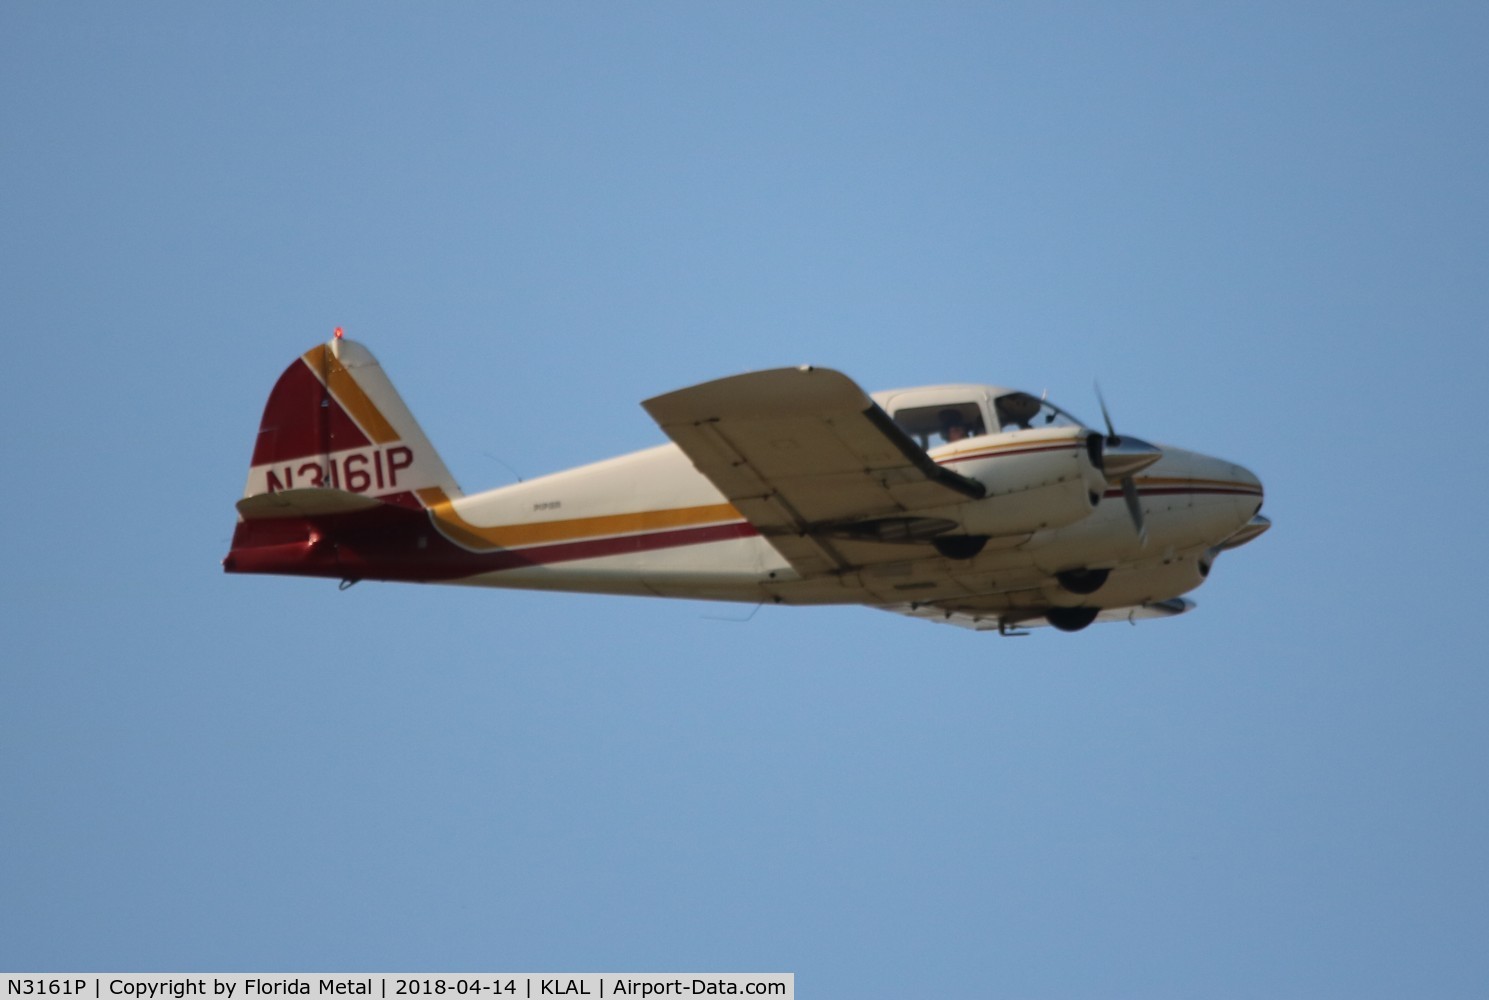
[{"x1": 3, "y1": 976, "x2": 792, "y2": 1000}]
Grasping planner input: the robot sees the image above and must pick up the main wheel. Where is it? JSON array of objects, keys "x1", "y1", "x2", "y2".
[
  {"x1": 1045, "y1": 606, "x2": 1099, "y2": 632},
  {"x1": 933, "y1": 534, "x2": 989, "y2": 560},
  {"x1": 1056, "y1": 567, "x2": 1110, "y2": 595}
]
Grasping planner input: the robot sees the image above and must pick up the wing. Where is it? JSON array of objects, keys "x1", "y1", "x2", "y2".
[
  {"x1": 643, "y1": 366, "x2": 984, "y2": 576},
  {"x1": 879, "y1": 597, "x2": 1197, "y2": 632}
]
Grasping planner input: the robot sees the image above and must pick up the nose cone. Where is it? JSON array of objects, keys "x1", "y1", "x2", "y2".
[
  {"x1": 1231, "y1": 461, "x2": 1264, "y2": 507},
  {"x1": 1138, "y1": 446, "x2": 1266, "y2": 551},
  {"x1": 1212, "y1": 460, "x2": 1268, "y2": 551},
  {"x1": 1218, "y1": 459, "x2": 1267, "y2": 546},
  {"x1": 1101, "y1": 435, "x2": 1164, "y2": 480}
]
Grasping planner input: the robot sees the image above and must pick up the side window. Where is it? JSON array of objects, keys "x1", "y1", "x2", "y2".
[{"x1": 891, "y1": 403, "x2": 987, "y2": 448}]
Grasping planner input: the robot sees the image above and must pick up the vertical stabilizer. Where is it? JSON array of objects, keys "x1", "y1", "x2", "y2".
[{"x1": 241, "y1": 337, "x2": 462, "y2": 511}]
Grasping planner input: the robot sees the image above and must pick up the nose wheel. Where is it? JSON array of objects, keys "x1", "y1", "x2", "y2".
[{"x1": 1046, "y1": 606, "x2": 1099, "y2": 632}]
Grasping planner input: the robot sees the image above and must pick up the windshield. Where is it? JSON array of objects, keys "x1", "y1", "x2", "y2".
[{"x1": 993, "y1": 392, "x2": 1088, "y2": 432}]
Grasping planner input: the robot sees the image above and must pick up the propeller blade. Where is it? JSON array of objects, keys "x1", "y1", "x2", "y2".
[
  {"x1": 1092, "y1": 382, "x2": 1152, "y2": 544},
  {"x1": 1094, "y1": 381, "x2": 1118, "y2": 442},
  {"x1": 1122, "y1": 475, "x2": 1147, "y2": 545}
]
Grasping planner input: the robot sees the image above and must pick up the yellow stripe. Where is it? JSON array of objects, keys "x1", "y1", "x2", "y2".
[
  {"x1": 300, "y1": 344, "x2": 745, "y2": 548},
  {"x1": 301, "y1": 344, "x2": 401, "y2": 444},
  {"x1": 415, "y1": 487, "x2": 742, "y2": 551}
]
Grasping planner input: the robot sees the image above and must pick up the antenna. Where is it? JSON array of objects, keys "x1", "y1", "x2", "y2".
[{"x1": 483, "y1": 451, "x2": 525, "y2": 484}]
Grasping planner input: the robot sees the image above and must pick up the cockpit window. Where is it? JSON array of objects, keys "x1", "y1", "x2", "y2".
[
  {"x1": 892, "y1": 403, "x2": 988, "y2": 447},
  {"x1": 994, "y1": 392, "x2": 1087, "y2": 432}
]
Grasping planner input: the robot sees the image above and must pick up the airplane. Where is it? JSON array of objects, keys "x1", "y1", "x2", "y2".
[{"x1": 223, "y1": 331, "x2": 1268, "y2": 633}]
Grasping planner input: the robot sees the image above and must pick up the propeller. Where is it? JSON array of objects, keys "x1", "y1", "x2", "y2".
[{"x1": 1094, "y1": 383, "x2": 1162, "y2": 545}]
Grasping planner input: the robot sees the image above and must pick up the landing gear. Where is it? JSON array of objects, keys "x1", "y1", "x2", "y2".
[
  {"x1": 1055, "y1": 567, "x2": 1110, "y2": 595},
  {"x1": 1046, "y1": 606, "x2": 1099, "y2": 632},
  {"x1": 933, "y1": 534, "x2": 989, "y2": 560}
]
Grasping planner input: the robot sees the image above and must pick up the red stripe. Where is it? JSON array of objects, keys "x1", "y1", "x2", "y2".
[
  {"x1": 228, "y1": 505, "x2": 760, "y2": 583},
  {"x1": 472, "y1": 520, "x2": 760, "y2": 571},
  {"x1": 1102, "y1": 486, "x2": 1263, "y2": 499}
]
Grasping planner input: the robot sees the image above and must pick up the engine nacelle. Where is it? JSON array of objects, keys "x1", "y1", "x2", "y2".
[{"x1": 932, "y1": 426, "x2": 1105, "y2": 538}]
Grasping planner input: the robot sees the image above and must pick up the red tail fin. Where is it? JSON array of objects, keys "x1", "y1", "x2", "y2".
[
  {"x1": 226, "y1": 338, "x2": 462, "y2": 579},
  {"x1": 241, "y1": 338, "x2": 461, "y2": 510}
]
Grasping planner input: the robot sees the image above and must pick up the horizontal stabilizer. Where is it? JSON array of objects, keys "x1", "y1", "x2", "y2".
[{"x1": 236, "y1": 488, "x2": 388, "y2": 520}]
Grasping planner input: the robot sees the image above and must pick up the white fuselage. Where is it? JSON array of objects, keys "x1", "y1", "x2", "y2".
[{"x1": 436, "y1": 436, "x2": 1261, "y2": 613}]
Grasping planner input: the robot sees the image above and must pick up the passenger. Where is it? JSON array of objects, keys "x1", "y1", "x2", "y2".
[{"x1": 940, "y1": 409, "x2": 969, "y2": 443}]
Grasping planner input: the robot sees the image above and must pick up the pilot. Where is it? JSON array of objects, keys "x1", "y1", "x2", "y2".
[
  {"x1": 995, "y1": 393, "x2": 1040, "y2": 431},
  {"x1": 940, "y1": 409, "x2": 969, "y2": 443}
]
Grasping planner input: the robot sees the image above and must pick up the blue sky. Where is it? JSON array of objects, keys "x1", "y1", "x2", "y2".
[{"x1": 3, "y1": 3, "x2": 1487, "y2": 996}]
